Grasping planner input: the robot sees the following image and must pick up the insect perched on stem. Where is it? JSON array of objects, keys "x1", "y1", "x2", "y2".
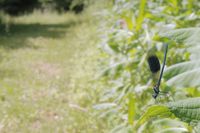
[{"x1": 147, "y1": 44, "x2": 168, "y2": 99}]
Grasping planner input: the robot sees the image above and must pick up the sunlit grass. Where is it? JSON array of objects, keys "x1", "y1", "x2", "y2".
[{"x1": 0, "y1": 7, "x2": 108, "y2": 133}]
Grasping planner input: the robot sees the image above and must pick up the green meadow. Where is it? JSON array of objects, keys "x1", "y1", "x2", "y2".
[{"x1": 0, "y1": 7, "x2": 107, "y2": 133}]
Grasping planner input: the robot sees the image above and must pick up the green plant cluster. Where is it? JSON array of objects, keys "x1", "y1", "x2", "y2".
[{"x1": 96, "y1": 0, "x2": 200, "y2": 132}]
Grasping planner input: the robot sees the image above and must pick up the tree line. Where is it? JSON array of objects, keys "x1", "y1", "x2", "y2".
[{"x1": 0, "y1": 0, "x2": 86, "y2": 15}]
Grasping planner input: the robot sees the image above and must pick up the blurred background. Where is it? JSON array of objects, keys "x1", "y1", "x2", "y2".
[
  {"x1": 1, "y1": 0, "x2": 200, "y2": 133},
  {"x1": 0, "y1": 0, "x2": 110, "y2": 132}
]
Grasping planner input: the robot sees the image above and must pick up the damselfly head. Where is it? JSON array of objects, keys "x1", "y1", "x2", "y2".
[{"x1": 147, "y1": 55, "x2": 160, "y2": 73}]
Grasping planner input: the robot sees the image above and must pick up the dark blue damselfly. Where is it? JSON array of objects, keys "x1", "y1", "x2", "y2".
[{"x1": 147, "y1": 44, "x2": 168, "y2": 99}]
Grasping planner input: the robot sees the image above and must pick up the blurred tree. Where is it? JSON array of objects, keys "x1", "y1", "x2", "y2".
[
  {"x1": 70, "y1": 0, "x2": 84, "y2": 14},
  {"x1": 0, "y1": 0, "x2": 39, "y2": 15},
  {"x1": 0, "y1": 0, "x2": 87, "y2": 15},
  {"x1": 54, "y1": 0, "x2": 72, "y2": 12},
  {"x1": 38, "y1": 0, "x2": 72, "y2": 12}
]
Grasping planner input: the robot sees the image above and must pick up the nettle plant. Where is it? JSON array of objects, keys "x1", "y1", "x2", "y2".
[
  {"x1": 137, "y1": 28, "x2": 200, "y2": 132},
  {"x1": 96, "y1": 0, "x2": 200, "y2": 132}
]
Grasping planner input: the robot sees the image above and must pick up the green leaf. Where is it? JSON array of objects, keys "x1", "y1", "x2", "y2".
[
  {"x1": 136, "y1": 0, "x2": 146, "y2": 31},
  {"x1": 165, "y1": 60, "x2": 200, "y2": 78},
  {"x1": 98, "y1": 61, "x2": 125, "y2": 77},
  {"x1": 166, "y1": 97, "x2": 200, "y2": 125},
  {"x1": 164, "y1": 60, "x2": 200, "y2": 88},
  {"x1": 136, "y1": 105, "x2": 173, "y2": 128},
  {"x1": 166, "y1": 68, "x2": 200, "y2": 88},
  {"x1": 160, "y1": 28, "x2": 200, "y2": 88},
  {"x1": 155, "y1": 127, "x2": 188, "y2": 133},
  {"x1": 137, "y1": 98, "x2": 200, "y2": 129},
  {"x1": 128, "y1": 93, "x2": 135, "y2": 125},
  {"x1": 160, "y1": 28, "x2": 200, "y2": 46}
]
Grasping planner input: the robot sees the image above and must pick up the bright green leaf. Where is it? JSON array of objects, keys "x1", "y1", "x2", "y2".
[
  {"x1": 136, "y1": 105, "x2": 173, "y2": 128},
  {"x1": 128, "y1": 93, "x2": 135, "y2": 125}
]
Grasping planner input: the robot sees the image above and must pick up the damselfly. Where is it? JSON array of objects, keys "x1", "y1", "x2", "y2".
[{"x1": 147, "y1": 44, "x2": 168, "y2": 99}]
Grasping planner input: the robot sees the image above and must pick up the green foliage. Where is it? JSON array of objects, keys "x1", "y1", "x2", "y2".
[
  {"x1": 136, "y1": 105, "x2": 173, "y2": 128},
  {"x1": 136, "y1": 98, "x2": 200, "y2": 130},
  {"x1": 135, "y1": 0, "x2": 146, "y2": 31},
  {"x1": 159, "y1": 28, "x2": 200, "y2": 46},
  {"x1": 97, "y1": 0, "x2": 200, "y2": 132},
  {"x1": 167, "y1": 98, "x2": 200, "y2": 125},
  {"x1": 160, "y1": 28, "x2": 200, "y2": 88}
]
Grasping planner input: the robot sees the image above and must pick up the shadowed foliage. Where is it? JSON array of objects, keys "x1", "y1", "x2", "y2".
[
  {"x1": 0, "y1": 0, "x2": 85, "y2": 15},
  {"x1": 0, "y1": 20, "x2": 78, "y2": 49}
]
